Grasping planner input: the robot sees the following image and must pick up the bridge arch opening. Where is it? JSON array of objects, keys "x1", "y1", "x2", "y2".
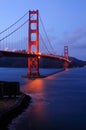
[
  {"x1": 31, "y1": 33, "x2": 36, "y2": 42},
  {"x1": 28, "y1": 10, "x2": 39, "y2": 77},
  {"x1": 31, "y1": 45, "x2": 36, "y2": 53},
  {"x1": 31, "y1": 23, "x2": 37, "y2": 30}
]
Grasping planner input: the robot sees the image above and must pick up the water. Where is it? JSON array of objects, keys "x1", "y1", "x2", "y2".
[
  {"x1": 0, "y1": 68, "x2": 60, "y2": 85},
  {"x1": 0, "y1": 67, "x2": 86, "y2": 130}
]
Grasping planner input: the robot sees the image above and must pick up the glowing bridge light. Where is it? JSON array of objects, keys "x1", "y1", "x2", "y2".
[
  {"x1": 38, "y1": 52, "x2": 41, "y2": 55},
  {"x1": 38, "y1": 52, "x2": 41, "y2": 59},
  {"x1": 4, "y1": 47, "x2": 8, "y2": 51}
]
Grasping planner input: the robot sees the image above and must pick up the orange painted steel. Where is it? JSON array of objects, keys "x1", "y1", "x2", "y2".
[
  {"x1": 64, "y1": 46, "x2": 69, "y2": 69},
  {"x1": 28, "y1": 10, "x2": 39, "y2": 77}
]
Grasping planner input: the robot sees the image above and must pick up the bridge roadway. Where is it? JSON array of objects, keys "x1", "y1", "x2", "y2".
[{"x1": 0, "y1": 50, "x2": 70, "y2": 62}]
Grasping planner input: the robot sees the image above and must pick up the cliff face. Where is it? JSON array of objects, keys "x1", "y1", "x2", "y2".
[
  {"x1": 0, "y1": 57, "x2": 86, "y2": 68},
  {"x1": 69, "y1": 57, "x2": 86, "y2": 68}
]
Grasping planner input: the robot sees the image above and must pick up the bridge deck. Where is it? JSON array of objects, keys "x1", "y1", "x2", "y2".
[{"x1": 0, "y1": 51, "x2": 70, "y2": 62}]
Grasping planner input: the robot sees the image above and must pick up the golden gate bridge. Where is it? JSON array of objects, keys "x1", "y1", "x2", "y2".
[{"x1": 0, "y1": 10, "x2": 70, "y2": 77}]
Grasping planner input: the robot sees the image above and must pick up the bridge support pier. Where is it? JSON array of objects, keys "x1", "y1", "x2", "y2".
[
  {"x1": 28, "y1": 10, "x2": 40, "y2": 78},
  {"x1": 64, "y1": 46, "x2": 69, "y2": 69},
  {"x1": 28, "y1": 56, "x2": 40, "y2": 78},
  {"x1": 64, "y1": 61, "x2": 69, "y2": 69}
]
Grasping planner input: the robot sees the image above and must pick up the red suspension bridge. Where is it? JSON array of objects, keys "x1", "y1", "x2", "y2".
[{"x1": 0, "y1": 10, "x2": 70, "y2": 77}]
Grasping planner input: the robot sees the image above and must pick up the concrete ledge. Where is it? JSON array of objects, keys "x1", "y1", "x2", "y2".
[
  {"x1": 0, "y1": 94, "x2": 31, "y2": 130},
  {"x1": 0, "y1": 81, "x2": 20, "y2": 98}
]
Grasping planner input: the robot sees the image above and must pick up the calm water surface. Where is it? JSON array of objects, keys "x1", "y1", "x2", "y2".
[{"x1": 0, "y1": 68, "x2": 86, "y2": 130}]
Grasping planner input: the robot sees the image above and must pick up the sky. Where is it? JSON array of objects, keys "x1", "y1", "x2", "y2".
[{"x1": 0, "y1": 0, "x2": 86, "y2": 60}]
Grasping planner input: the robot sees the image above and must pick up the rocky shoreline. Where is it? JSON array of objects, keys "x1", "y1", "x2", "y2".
[
  {"x1": 0, "y1": 94, "x2": 31, "y2": 130},
  {"x1": 0, "y1": 69, "x2": 65, "y2": 130}
]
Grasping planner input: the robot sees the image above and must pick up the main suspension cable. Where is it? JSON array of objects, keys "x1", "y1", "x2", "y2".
[
  {"x1": 39, "y1": 14, "x2": 56, "y2": 54},
  {"x1": 0, "y1": 19, "x2": 28, "y2": 42},
  {"x1": 0, "y1": 11, "x2": 29, "y2": 34},
  {"x1": 39, "y1": 33, "x2": 51, "y2": 54}
]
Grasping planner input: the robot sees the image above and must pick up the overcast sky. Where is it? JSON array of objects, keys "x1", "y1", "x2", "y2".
[{"x1": 0, "y1": 0, "x2": 86, "y2": 60}]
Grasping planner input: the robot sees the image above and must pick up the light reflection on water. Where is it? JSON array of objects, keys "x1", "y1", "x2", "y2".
[
  {"x1": 1, "y1": 68, "x2": 86, "y2": 130},
  {"x1": 21, "y1": 79, "x2": 44, "y2": 95},
  {"x1": 9, "y1": 78, "x2": 51, "y2": 130}
]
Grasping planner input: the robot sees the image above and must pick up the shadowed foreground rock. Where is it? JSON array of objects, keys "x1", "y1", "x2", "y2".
[{"x1": 0, "y1": 94, "x2": 31, "y2": 130}]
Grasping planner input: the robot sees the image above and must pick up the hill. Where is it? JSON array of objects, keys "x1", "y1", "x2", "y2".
[
  {"x1": 69, "y1": 57, "x2": 86, "y2": 68},
  {"x1": 0, "y1": 56, "x2": 86, "y2": 68}
]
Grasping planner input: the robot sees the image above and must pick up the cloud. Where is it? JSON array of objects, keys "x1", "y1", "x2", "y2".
[
  {"x1": 49, "y1": 27, "x2": 86, "y2": 52},
  {"x1": 63, "y1": 27, "x2": 86, "y2": 44},
  {"x1": 45, "y1": 26, "x2": 86, "y2": 60}
]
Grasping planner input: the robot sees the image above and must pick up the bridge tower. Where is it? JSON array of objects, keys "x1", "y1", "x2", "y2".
[
  {"x1": 28, "y1": 10, "x2": 39, "y2": 77},
  {"x1": 64, "y1": 46, "x2": 69, "y2": 69}
]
